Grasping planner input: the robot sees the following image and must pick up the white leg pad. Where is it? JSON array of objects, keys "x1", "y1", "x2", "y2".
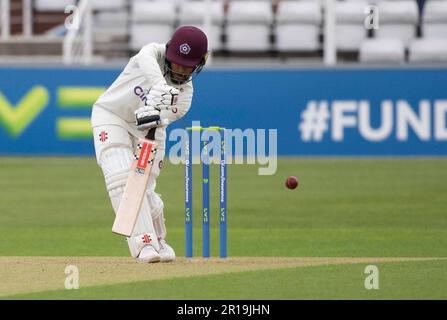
[
  {"x1": 146, "y1": 191, "x2": 167, "y2": 239},
  {"x1": 127, "y1": 232, "x2": 159, "y2": 258},
  {"x1": 100, "y1": 146, "x2": 160, "y2": 257}
]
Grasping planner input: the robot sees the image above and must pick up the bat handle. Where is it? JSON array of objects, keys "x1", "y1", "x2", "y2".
[{"x1": 146, "y1": 127, "x2": 156, "y2": 140}]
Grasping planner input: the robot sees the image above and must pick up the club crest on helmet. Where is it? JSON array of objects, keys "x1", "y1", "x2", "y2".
[{"x1": 179, "y1": 43, "x2": 191, "y2": 55}]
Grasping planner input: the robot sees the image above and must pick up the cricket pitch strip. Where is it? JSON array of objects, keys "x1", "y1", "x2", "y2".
[{"x1": 0, "y1": 256, "x2": 443, "y2": 297}]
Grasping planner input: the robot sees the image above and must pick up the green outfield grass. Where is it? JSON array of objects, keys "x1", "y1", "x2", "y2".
[
  {"x1": 7, "y1": 260, "x2": 447, "y2": 300},
  {"x1": 0, "y1": 157, "x2": 446, "y2": 299}
]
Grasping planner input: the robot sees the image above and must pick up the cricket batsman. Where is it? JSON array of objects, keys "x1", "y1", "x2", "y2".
[{"x1": 91, "y1": 26, "x2": 208, "y2": 263}]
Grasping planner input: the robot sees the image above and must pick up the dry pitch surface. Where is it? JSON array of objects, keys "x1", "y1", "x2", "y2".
[{"x1": 1, "y1": 256, "x2": 443, "y2": 297}]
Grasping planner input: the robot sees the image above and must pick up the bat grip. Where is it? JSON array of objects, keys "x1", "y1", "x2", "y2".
[
  {"x1": 136, "y1": 114, "x2": 157, "y2": 140},
  {"x1": 146, "y1": 127, "x2": 156, "y2": 140}
]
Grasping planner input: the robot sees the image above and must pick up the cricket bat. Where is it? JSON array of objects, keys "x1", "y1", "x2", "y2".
[{"x1": 112, "y1": 127, "x2": 158, "y2": 236}]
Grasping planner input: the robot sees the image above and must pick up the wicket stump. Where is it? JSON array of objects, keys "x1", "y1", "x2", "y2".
[{"x1": 184, "y1": 126, "x2": 227, "y2": 258}]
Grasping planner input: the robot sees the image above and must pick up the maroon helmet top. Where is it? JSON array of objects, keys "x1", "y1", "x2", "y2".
[{"x1": 166, "y1": 26, "x2": 208, "y2": 68}]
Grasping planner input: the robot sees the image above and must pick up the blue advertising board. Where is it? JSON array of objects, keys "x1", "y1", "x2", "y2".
[{"x1": 0, "y1": 66, "x2": 446, "y2": 156}]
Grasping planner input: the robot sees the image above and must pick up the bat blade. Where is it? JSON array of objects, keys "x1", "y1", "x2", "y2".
[{"x1": 112, "y1": 138, "x2": 158, "y2": 236}]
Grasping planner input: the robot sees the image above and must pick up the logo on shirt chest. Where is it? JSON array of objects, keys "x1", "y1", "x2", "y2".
[{"x1": 134, "y1": 86, "x2": 150, "y2": 106}]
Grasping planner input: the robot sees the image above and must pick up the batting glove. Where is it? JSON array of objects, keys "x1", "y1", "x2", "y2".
[
  {"x1": 148, "y1": 83, "x2": 179, "y2": 108},
  {"x1": 135, "y1": 106, "x2": 169, "y2": 131}
]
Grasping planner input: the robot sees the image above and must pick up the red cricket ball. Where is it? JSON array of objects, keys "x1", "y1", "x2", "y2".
[{"x1": 285, "y1": 176, "x2": 298, "y2": 189}]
